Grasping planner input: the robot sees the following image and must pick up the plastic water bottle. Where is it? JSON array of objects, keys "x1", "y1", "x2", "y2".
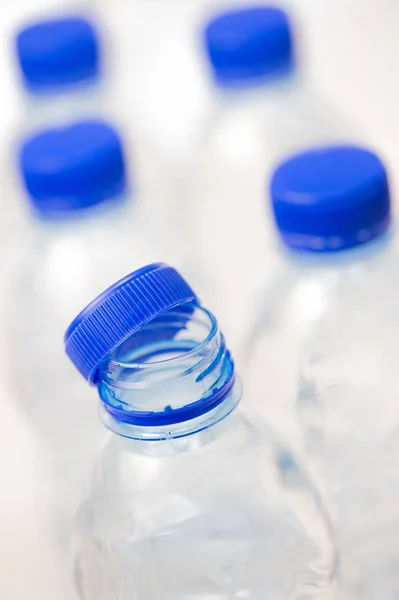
[
  {"x1": 245, "y1": 146, "x2": 397, "y2": 596},
  {"x1": 14, "y1": 15, "x2": 103, "y2": 135},
  {"x1": 195, "y1": 5, "x2": 356, "y2": 347},
  {"x1": 64, "y1": 263, "x2": 336, "y2": 600},
  {"x1": 12, "y1": 13, "x2": 198, "y2": 281},
  {"x1": 4, "y1": 119, "x2": 164, "y2": 544}
]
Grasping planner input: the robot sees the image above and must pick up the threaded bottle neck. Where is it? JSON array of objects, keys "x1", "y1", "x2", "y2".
[{"x1": 97, "y1": 303, "x2": 241, "y2": 440}]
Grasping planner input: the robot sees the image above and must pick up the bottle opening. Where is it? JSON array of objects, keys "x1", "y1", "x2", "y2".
[{"x1": 97, "y1": 304, "x2": 239, "y2": 440}]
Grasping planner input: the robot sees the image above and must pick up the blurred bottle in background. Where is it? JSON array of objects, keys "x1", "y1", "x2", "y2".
[
  {"x1": 0, "y1": 7, "x2": 98, "y2": 268},
  {"x1": 245, "y1": 145, "x2": 398, "y2": 596},
  {"x1": 1, "y1": 1, "x2": 92, "y2": 144},
  {"x1": 64, "y1": 263, "x2": 336, "y2": 600},
  {"x1": 89, "y1": 0, "x2": 211, "y2": 288},
  {"x1": 0, "y1": 12, "x2": 104, "y2": 252},
  {"x1": 2, "y1": 119, "x2": 169, "y2": 548},
  {"x1": 14, "y1": 14, "x2": 103, "y2": 135},
  {"x1": 11, "y1": 8, "x2": 191, "y2": 280},
  {"x1": 194, "y1": 5, "x2": 358, "y2": 351}
]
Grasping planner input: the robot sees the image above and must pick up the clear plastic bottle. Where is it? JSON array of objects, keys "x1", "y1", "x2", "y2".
[
  {"x1": 14, "y1": 14, "x2": 104, "y2": 135},
  {"x1": 11, "y1": 10, "x2": 204, "y2": 285},
  {"x1": 245, "y1": 145, "x2": 398, "y2": 596},
  {"x1": 4, "y1": 119, "x2": 166, "y2": 545},
  {"x1": 195, "y1": 5, "x2": 357, "y2": 348},
  {"x1": 64, "y1": 263, "x2": 336, "y2": 600}
]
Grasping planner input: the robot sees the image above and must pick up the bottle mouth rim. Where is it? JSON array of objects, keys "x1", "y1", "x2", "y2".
[
  {"x1": 104, "y1": 304, "x2": 217, "y2": 372},
  {"x1": 96, "y1": 304, "x2": 238, "y2": 432}
]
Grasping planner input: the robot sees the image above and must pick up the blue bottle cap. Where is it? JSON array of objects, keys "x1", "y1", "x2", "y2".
[
  {"x1": 15, "y1": 16, "x2": 100, "y2": 90},
  {"x1": 65, "y1": 264, "x2": 198, "y2": 382},
  {"x1": 271, "y1": 146, "x2": 391, "y2": 252},
  {"x1": 203, "y1": 6, "x2": 293, "y2": 85},
  {"x1": 19, "y1": 120, "x2": 126, "y2": 216}
]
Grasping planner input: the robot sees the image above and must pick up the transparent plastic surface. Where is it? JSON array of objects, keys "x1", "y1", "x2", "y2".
[
  {"x1": 195, "y1": 75, "x2": 357, "y2": 349},
  {"x1": 15, "y1": 75, "x2": 111, "y2": 143},
  {"x1": 3, "y1": 198, "x2": 167, "y2": 545},
  {"x1": 74, "y1": 305, "x2": 336, "y2": 599},
  {"x1": 245, "y1": 235, "x2": 394, "y2": 439},
  {"x1": 246, "y1": 234, "x2": 399, "y2": 596}
]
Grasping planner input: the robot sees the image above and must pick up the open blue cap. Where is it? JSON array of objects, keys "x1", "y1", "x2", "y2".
[
  {"x1": 19, "y1": 120, "x2": 126, "y2": 217},
  {"x1": 65, "y1": 264, "x2": 198, "y2": 382},
  {"x1": 15, "y1": 16, "x2": 100, "y2": 90},
  {"x1": 203, "y1": 6, "x2": 293, "y2": 85},
  {"x1": 271, "y1": 146, "x2": 391, "y2": 252}
]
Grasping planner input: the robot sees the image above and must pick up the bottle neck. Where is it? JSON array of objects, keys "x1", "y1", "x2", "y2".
[
  {"x1": 108, "y1": 402, "x2": 245, "y2": 457},
  {"x1": 24, "y1": 75, "x2": 101, "y2": 103},
  {"x1": 96, "y1": 304, "x2": 241, "y2": 441},
  {"x1": 30, "y1": 191, "x2": 129, "y2": 233},
  {"x1": 213, "y1": 68, "x2": 300, "y2": 110},
  {"x1": 279, "y1": 223, "x2": 393, "y2": 270}
]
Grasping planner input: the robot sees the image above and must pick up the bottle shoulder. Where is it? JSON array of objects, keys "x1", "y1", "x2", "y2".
[
  {"x1": 80, "y1": 407, "x2": 326, "y2": 534},
  {"x1": 254, "y1": 243, "x2": 399, "y2": 336},
  {"x1": 244, "y1": 244, "x2": 399, "y2": 432},
  {"x1": 91, "y1": 409, "x2": 264, "y2": 490}
]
